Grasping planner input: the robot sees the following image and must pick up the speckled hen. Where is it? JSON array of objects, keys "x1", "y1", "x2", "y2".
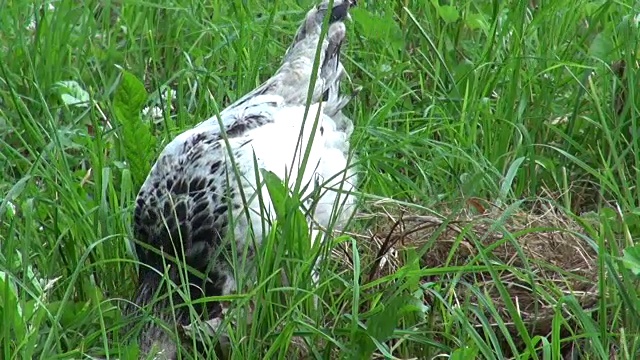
[{"x1": 129, "y1": 1, "x2": 358, "y2": 358}]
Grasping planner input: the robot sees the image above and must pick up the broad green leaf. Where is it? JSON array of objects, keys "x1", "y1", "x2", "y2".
[
  {"x1": 465, "y1": 12, "x2": 488, "y2": 31},
  {"x1": 351, "y1": 8, "x2": 405, "y2": 53},
  {"x1": 366, "y1": 294, "x2": 426, "y2": 353},
  {"x1": 113, "y1": 70, "x2": 156, "y2": 188},
  {"x1": 55, "y1": 80, "x2": 90, "y2": 107},
  {"x1": 452, "y1": 59, "x2": 475, "y2": 84},
  {"x1": 46, "y1": 300, "x2": 93, "y2": 328},
  {"x1": 451, "y1": 346, "x2": 480, "y2": 360},
  {"x1": 438, "y1": 5, "x2": 460, "y2": 23},
  {"x1": 583, "y1": 1, "x2": 607, "y2": 16},
  {"x1": 1, "y1": 176, "x2": 30, "y2": 220},
  {"x1": 0, "y1": 271, "x2": 27, "y2": 340},
  {"x1": 623, "y1": 245, "x2": 640, "y2": 276},
  {"x1": 588, "y1": 30, "x2": 614, "y2": 61},
  {"x1": 261, "y1": 170, "x2": 310, "y2": 255},
  {"x1": 0, "y1": 198, "x2": 16, "y2": 220},
  {"x1": 114, "y1": 71, "x2": 147, "y2": 114},
  {"x1": 499, "y1": 157, "x2": 526, "y2": 204}
]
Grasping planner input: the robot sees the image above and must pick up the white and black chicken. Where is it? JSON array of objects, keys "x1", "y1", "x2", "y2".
[{"x1": 129, "y1": 0, "x2": 358, "y2": 358}]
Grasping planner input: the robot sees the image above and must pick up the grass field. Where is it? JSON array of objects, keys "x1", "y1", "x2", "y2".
[{"x1": 1, "y1": 0, "x2": 640, "y2": 359}]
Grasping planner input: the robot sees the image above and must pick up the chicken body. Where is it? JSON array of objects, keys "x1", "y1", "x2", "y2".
[{"x1": 130, "y1": 1, "x2": 358, "y2": 358}]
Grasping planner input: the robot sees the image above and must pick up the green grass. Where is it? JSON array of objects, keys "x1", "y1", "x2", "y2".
[{"x1": 1, "y1": 0, "x2": 640, "y2": 359}]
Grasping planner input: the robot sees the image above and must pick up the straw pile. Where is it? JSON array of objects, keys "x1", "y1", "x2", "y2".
[{"x1": 340, "y1": 198, "x2": 601, "y2": 357}]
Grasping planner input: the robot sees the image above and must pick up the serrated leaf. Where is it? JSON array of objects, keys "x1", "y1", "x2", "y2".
[
  {"x1": 114, "y1": 71, "x2": 147, "y2": 113},
  {"x1": 113, "y1": 70, "x2": 156, "y2": 187}
]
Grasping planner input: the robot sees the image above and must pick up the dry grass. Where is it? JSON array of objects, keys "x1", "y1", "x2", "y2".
[{"x1": 337, "y1": 197, "x2": 602, "y2": 356}]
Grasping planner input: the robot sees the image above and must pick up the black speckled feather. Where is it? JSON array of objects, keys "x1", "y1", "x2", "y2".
[{"x1": 128, "y1": 1, "x2": 358, "y2": 358}]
